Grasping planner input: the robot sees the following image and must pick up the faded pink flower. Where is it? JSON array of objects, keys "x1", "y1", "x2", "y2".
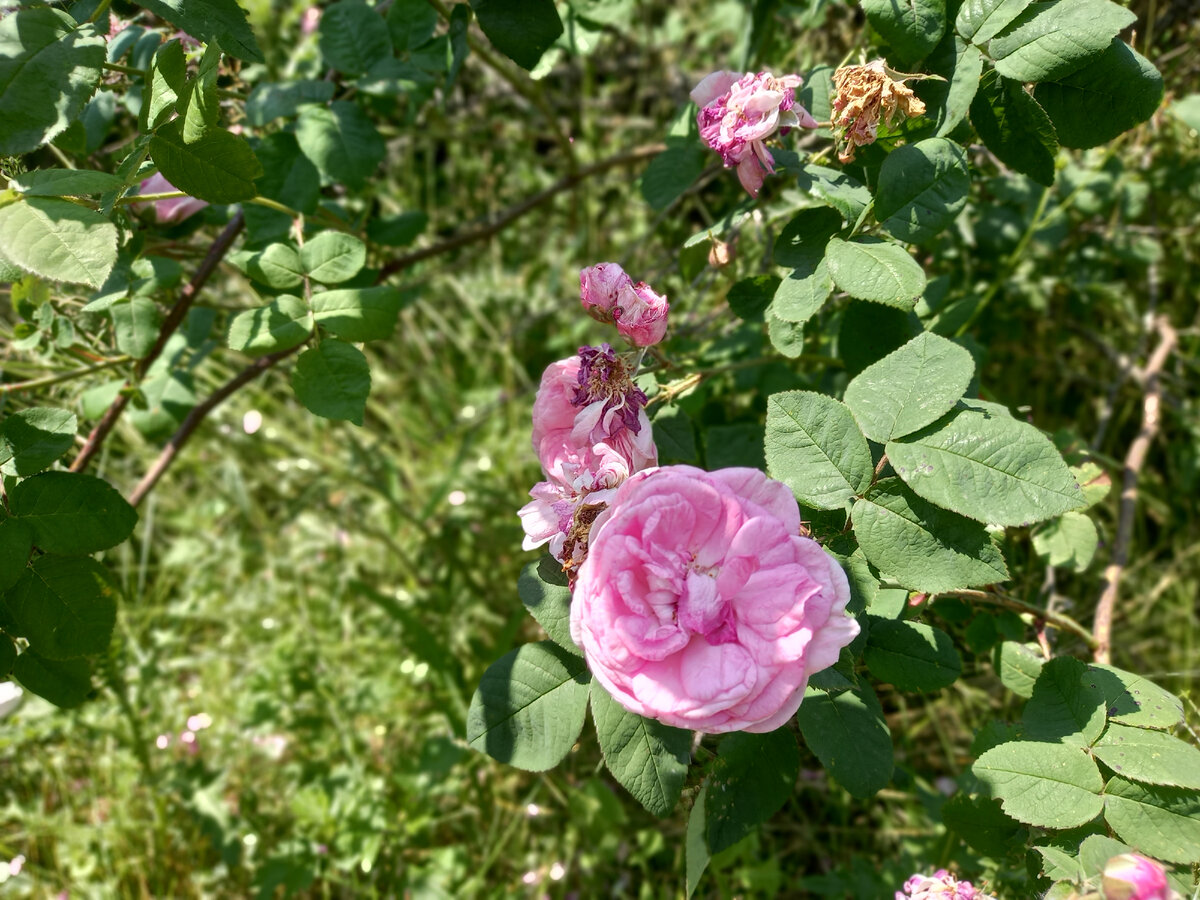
[
  {"x1": 580, "y1": 263, "x2": 670, "y2": 347},
  {"x1": 691, "y1": 70, "x2": 818, "y2": 197},
  {"x1": 571, "y1": 465, "x2": 858, "y2": 733},
  {"x1": 580, "y1": 262, "x2": 631, "y2": 320},
  {"x1": 1102, "y1": 854, "x2": 1176, "y2": 900},
  {"x1": 896, "y1": 870, "x2": 991, "y2": 900},
  {"x1": 300, "y1": 6, "x2": 322, "y2": 36},
  {"x1": 138, "y1": 173, "x2": 209, "y2": 223}
]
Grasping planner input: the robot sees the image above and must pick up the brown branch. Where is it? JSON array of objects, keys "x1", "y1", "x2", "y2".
[
  {"x1": 1093, "y1": 316, "x2": 1178, "y2": 663},
  {"x1": 376, "y1": 144, "x2": 666, "y2": 280},
  {"x1": 128, "y1": 345, "x2": 299, "y2": 507},
  {"x1": 70, "y1": 213, "x2": 246, "y2": 473}
]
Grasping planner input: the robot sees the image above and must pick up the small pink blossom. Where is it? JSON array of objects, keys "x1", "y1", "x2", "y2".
[
  {"x1": 691, "y1": 70, "x2": 818, "y2": 197},
  {"x1": 896, "y1": 870, "x2": 992, "y2": 900},
  {"x1": 300, "y1": 6, "x2": 322, "y2": 36},
  {"x1": 1102, "y1": 854, "x2": 1176, "y2": 900},
  {"x1": 138, "y1": 173, "x2": 209, "y2": 223},
  {"x1": 580, "y1": 263, "x2": 670, "y2": 347},
  {"x1": 571, "y1": 465, "x2": 859, "y2": 733},
  {"x1": 580, "y1": 262, "x2": 631, "y2": 320}
]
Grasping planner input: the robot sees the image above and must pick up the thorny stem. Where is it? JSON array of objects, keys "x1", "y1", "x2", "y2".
[{"x1": 940, "y1": 589, "x2": 1098, "y2": 649}]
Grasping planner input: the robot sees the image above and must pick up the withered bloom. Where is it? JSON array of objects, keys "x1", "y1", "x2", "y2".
[{"x1": 831, "y1": 59, "x2": 927, "y2": 163}]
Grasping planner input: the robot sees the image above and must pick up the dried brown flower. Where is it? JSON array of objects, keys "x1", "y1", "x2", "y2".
[{"x1": 831, "y1": 59, "x2": 927, "y2": 162}]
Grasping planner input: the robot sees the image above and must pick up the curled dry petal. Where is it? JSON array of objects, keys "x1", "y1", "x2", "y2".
[{"x1": 831, "y1": 59, "x2": 926, "y2": 163}]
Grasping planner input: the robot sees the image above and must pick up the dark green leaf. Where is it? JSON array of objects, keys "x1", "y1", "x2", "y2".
[
  {"x1": 864, "y1": 617, "x2": 962, "y2": 691},
  {"x1": 685, "y1": 783, "x2": 710, "y2": 899},
  {"x1": 12, "y1": 651, "x2": 91, "y2": 708},
  {"x1": 291, "y1": 340, "x2": 372, "y2": 425},
  {"x1": 253, "y1": 132, "x2": 322, "y2": 216},
  {"x1": 824, "y1": 238, "x2": 925, "y2": 308},
  {"x1": 705, "y1": 729, "x2": 800, "y2": 854},
  {"x1": 943, "y1": 794, "x2": 1026, "y2": 857},
  {"x1": 1102, "y1": 777, "x2": 1200, "y2": 864},
  {"x1": 796, "y1": 682, "x2": 893, "y2": 798},
  {"x1": 149, "y1": 121, "x2": 263, "y2": 204},
  {"x1": 470, "y1": 0, "x2": 564, "y2": 70},
  {"x1": 0, "y1": 634, "x2": 14, "y2": 678},
  {"x1": 227, "y1": 295, "x2": 313, "y2": 357},
  {"x1": 0, "y1": 407, "x2": 77, "y2": 477},
  {"x1": 2, "y1": 556, "x2": 118, "y2": 659},
  {"x1": 651, "y1": 406, "x2": 698, "y2": 465},
  {"x1": 10, "y1": 472, "x2": 137, "y2": 555},
  {"x1": 517, "y1": 556, "x2": 577, "y2": 654},
  {"x1": 178, "y1": 42, "x2": 221, "y2": 143},
  {"x1": 765, "y1": 391, "x2": 873, "y2": 510},
  {"x1": 0, "y1": 518, "x2": 32, "y2": 594},
  {"x1": 916, "y1": 33, "x2": 984, "y2": 139},
  {"x1": 770, "y1": 259, "x2": 832, "y2": 325},
  {"x1": 134, "y1": 0, "x2": 264, "y2": 62},
  {"x1": 311, "y1": 287, "x2": 406, "y2": 342},
  {"x1": 0, "y1": 197, "x2": 117, "y2": 288},
  {"x1": 319, "y1": 0, "x2": 394, "y2": 76},
  {"x1": 875, "y1": 138, "x2": 970, "y2": 244},
  {"x1": 387, "y1": 0, "x2": 439, "y2": 51},
  {"x1": 970, "y1": 69, "x2": 1058, "y2": 187},
  {"x1": 773, "y1": 206, "x2": 843, "y2": 269},
  {"x1": 861, "y1": 0, "x2": 946, "y2": 63},
  {"x1": 245, "y1": 80, "x2": 336, "y2": 126},
  {"x1": 367, "y1": 211, "x2": 428, "y2": 247},
  {"x1": 987, "y1": 0, "x2": 1135, "y2": 83},
  {"x1": 1022, "y1": 656, "x2": 1106, "y2": 745},
  {"x1": 726, "y1": 275, "x2": 779, "y2": 321},
  {"x1": 640, "y1": 143, "x2": 706, "y2": 212},
  {"x1": 973, "y1": 740, "x2": 1104, "y2": 827},
  {"x1": 295, "y1": 102, "x2": 386, "y2": 191}
]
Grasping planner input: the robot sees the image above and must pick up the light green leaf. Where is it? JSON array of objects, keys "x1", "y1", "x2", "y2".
[
  {"x1": 796, "y1": 682, "x2": 894, "y2": 798},
  {"x1": 591, "y1": 683, "x2": 691, "y2": 817},
  {"x1": 127, "y1": 370, "x2": 196, "y2": 438},
  {"x1": 12, "y1": 169, "x2": 124, "y2": 197},
  {"x1": 987, "y1": 0, "x2": 1136, "y2": 83},
  {"x1": 0, "y1": 518, "x2": 32, "y2": 593},
  {"x1": 1102, "y1": 776, "x2": 1200, "y2": 864},
  {"x1": 135, "y1": 0, "x2": 264, "y2": 63},
  {"x1": 685, "y1": 783, "x2": 710, "y2": 900},
  {"x1": 470, "y1": 0, "x2": 564, "y2": 70},
  {"x1": 875, "y1": 138, "x2": 970, "y2": 244},
  {"x1": 295, "y1": 102, "x2": 387, "y2": 191},
  {"x1": 241, "y1": 244, "x2": 305, "y2": 290},
  {"x1": 0, "y1": 197, "x2": 117, "y2": 288},
  {"x1": 149, "y1": 121, "x2": 263, "y2": 204},
  {"x1": 12, "y1": 651, "x2": 91, "y2": 709},
  {"x1": 956, "y1": 0, "x2": 1033, "y2": 44},
  {"x1": 767, "y1": 313, "x2": 807, "y2": 358},
  {"x1": 140, "y1": 39, "x2": 186, "y2": 132},
  {"x1": 824, "y1": 238, "x2": 925, "y2": 309},
  {"x1": 111, "y1": 297, "x2": 161, "y2": 359},
  {"x1": 887, "y1": 405, "x2": 1085, "y2": 526},
  {"x1": 995, "y1": 641, "x2": 1045, "y2": 698},
  {"x1": 0, "y1": 407, "x2": 77, "y2": 477},
  {"x1": 919, "y1": 34, "x2": 984, "y2": 138},
  {"x1": 1095, "y1": 724, "x2": 1200, "y2": 790},
  {"x1": 1078, "y1": 834, "x2": 1135, "y2": 879},
  {"x1": 765, "y1": 391, "x2": 873, "y2": 510},
  {"x1": 9, "y1": 472, "x2": 138, "y2": 555},
  {"x1": 1035, "y1": 845, "x2": 1087, "y2": 883},
  {"x1": 1033, "y1": 511, "x2": 1098, "y2": 570},
  {"x1": 245, "y1": 80, "x2": 337, "y2": 126},
  {"x1": 0, "y1": 8, "x2": 106, "y2": 156},
  {"x1": 795, "y1": 165, "x2": 871, "y2": 222},
  {"x1": 178, "y1": 42, "x2": 221, "y2": 143},
  {"x1": 291, "y1": 340, "x2": 372, "y2": 425},
  {"x1": 853, "y1": 479, "x2": 1009, "y2": 593},
  {"x1": 517, "y1": 556, "x2": 577, "y2": 654},
  {"x1": 466, "y1": 641, "x2": 590, "y2": 771},
  {"x1": 227, "y1": 295, "x2": 313, "y2": 357},
  {"x1": 861, "y1": 0, "x2": 946, "y2": 63},
  {"x1": 973, "y1": 740, "x2": 1104, "y2": 827},
  {"x1": 971, "y1": 69, "x2": 1058, "y2": 187},
  {"x1": 770, "y1": 259, "x2": 832, "y2": 325},
  {"x1": 1087, "y1": 664, "x2": 1184, "y2": 731},
  {"x1": 301, "y1": 231, "x2": 367, "y2": 284},
  {"x1": 705, "y1": 729, "x2": 800, "y2": 854},
  {"x1": 864, "y1": 617, "x2": 962, "y2": 692},
  {"x1": 319, "y1": 0, "x2": 394, "y2": 76},
  {"x1": 311, "y1": 287, "x2": 407, "y2": 342},
  {"x1": 1022, "y1": 656, "x2": 1106, "y2": 745},
  {"x1": 2, "y1": 556, "x2": 118, "y2": 659}
]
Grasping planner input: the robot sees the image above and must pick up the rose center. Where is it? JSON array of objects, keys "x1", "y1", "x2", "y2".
[{"x1": 677, "y1": 565, "x2": 737, "y2": 645}]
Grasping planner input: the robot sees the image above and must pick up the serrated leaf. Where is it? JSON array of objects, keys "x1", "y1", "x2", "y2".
[
  {"x1": 2, "y1": 556, "x2": 118, "y2": 659},
  {"x1": 591, "y1": 683, "x2": 691, "y2": 817},
  {"x1": 311, "y1": 287, "x2": 406, "y2": 342},
  {"x1": 1087, "y1": 664, "x2": 1184, "y2": 730},
  {"x1": 640, "y1": 142, "x2": 706, "y2": 212},
  {"x1": 227, "y1": 295, "x2": 313, "y2": 357},
  {"x1": 861, "y1": 0, "x2": 946, "y2": 63},
  {"x1": 917, "y1": 33, "x2": 984, "y2": 139},
  {"x1": 1094, "y1": 724, "x2": 1200, "y2": 790},
  {"x1": 944, "y1": 794, "x2": 1026, "y2": 857},
  {"x1": 0, "y1": 8, "x2": 106, "y2": 156},
  {"x1": 0, "y1": 518, "x2": 32, "y2": 594},
  {"x1": 241, "y1": 243, "x2": 305, "y2": 289},
  {"x1": 1102, "y1": 776, "x2": 1200, "y2": 864},
  {"x1": 178, "y1": 42, "x2": 221, "y2": 143},
  {"x1": 1022, "y1": 656, "x2": 1106, "y2": 745},
  {"x1": 12, "y1": 651, "x2": 91, "y2": 708},
  {"x1": 517, "y1": 556, "x2": 577, "y2": 654},
  {"x1": 140, "y1": 39, "x2": 186, "y2": 132},
  {"x1": 973, "y1": 741, "x2": 1104, "y2": 828},
  {"x1": 956, "y1": 0, "x2": 1034, "y2": 44},
  {"x1": 319, "y1": 0, "x2": 393, "y2": 76},
  {"x1": 0, "y1": 198, "x2": 117, "y2": 288},
  {"x1": 773, "y1": 206, "x2": 843, "y2": 269},
  {"x1": 245, "y1": 80, "x2": 337, "y2": 126},
  {"x1": 466, "y1": 641, "x2": 590, "y2": 771},
  {"x1": 971, "y1": 70, "x2": 1058, "y2": 187},
  {"x1": 0, "y1": 407, "x2": 76, "y2": 477},
  {"x1": 1035, "y1": 845, "x2": 1087, "y2": 883},
  {"x1": 470, "y1": 0, "x2": 564, "y2": 70},
  {"x1": 295, "y1": 102, "x2": 386, "y2": 191},
  {"x1": 726, "y1": 275, "x2": 778, "y2": 321},
  {"x1": 12, "y1": 169, "x2": 124, "y2": 197},
  {"x1": 10, "y1": 472, "x2": 137, "y2": 555},
  {"x1": 291, "y1": 340, "x2": 372, "y2": 425},
  {"x1": 300, "y1": 231, "x2": 367, "y2": 284},
  {"x1": 795, "y1": 166, "x2": 871, "y2": 222},
  {"x1": 767, "y1": 312, "x2": 807, "y2": 358},
  {"x1": 875, "y1": 138, "x2": 970, "y2": 244},
  {"x1": 1033, "y1": 511, "x2": 1098, "y2": 570},
  {"x1": 994, "y1": 641, "x2": 1045, "y2": 698},
  {"x1": 111, "y1": 297, "x2": 161, "y2": 359},
  {"x1": 853, "y1": 479, "x2": 1009, "y2": 593},
  {"x1": 824, "y1": 238, "x2": 925, "y2": 308},
  {"x1": 887, "y1": 405, "x2": 1085, "y2": 526},
  {"x1": 770, "y1": 258, "x2": 832, "y2": 325},
  {"x1": 651, "y1": 405, "x2": 698, "y2": 465},
  {"x1": 1077, "y1": 834, "x2": 1135, "y2": 878},
  {"x1": 864, "y1": 617, "x2": 962, "y2": 692},
  {"x1": 705, "y1": 729, "x2": 800, "y2": 854},
  {"x1": 135, "y1": 0, "x2": 264, "y2": 63},
  {"x1": 149, "y1": 121, "x2": 262, "y2": 204},
  {"x1": 765, "y1": 391, "x2": 873, "y2": 510},
  {"x1": 795, "y1": 682, "x2": 893, "y2": 798},
  {"x1": 987, "y1": 0, "x2": 1136, "y2": 83}
]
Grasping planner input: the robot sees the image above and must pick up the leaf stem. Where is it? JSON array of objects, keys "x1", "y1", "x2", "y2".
[
  {"x1": 0, "y1": 356, "x2": 131, "y2": 395},
  {"x1": 940, "y1": 589, "x2": 1098, "y2": 649},
  {"x1": 103, "y1": 61, "x2": 145, "y2": 77}
]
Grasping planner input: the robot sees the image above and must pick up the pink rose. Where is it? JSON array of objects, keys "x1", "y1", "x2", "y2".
[
  {"x1": 691, "y1": 70, "x2": 818, "y2": 197},
  {"x1": 137, "y1": 173, "x2": 209, "y2": 224},
  {"x1": 570, "y1": 465, "x2": 859, "y2": 733},
  {"x1": 896, "y1": 870, "x2": 990, "y2": 900},
  {"x1": 1102, "y1": 854, "x2": 1175, "y2": 900},
  {"x1": 580, "y1": 262, "x2": 632, "y2": 321},
  {"x1": 580, "y1": 263, "x2": 670, "y2": 347}
]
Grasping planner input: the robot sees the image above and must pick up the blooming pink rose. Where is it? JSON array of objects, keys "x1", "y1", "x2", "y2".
[
  {"x1": 691, "y1": 70, "x2": 818, "y2": 197},
  {"x1": 896, "y1": 870, "x2": 991, "y2": 900},
  {"x1": 1102, "y1": 854, "x2": 1176, "y2": 900},
  {"x1": 138, "y1": 173, "x2": 209, "y2": 224},
  {"x1": 571, "y1": 465, "x2": 859, "y2": 733}
]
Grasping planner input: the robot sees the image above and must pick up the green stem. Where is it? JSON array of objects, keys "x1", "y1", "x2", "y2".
[
  {"x1": 88, "y1": 0, "x2": 114, "y2": 24},
  {"x1": 103, "y1": 61, "x2": 145, "y2": 77},
  {"x1": 248, "y1": 196, "x2": 301, "y2": 218},
  {"x1": 119, "y1": 191, "x2": 186, "y2": 205},
  {"x1": 0, "y1": 356, "x2": 130, "y2": 394},
  {"x1": 941, "y1": 589, "x2": 1098, "y2": 648}
]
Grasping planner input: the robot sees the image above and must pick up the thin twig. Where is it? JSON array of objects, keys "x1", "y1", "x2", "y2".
[
  {"x1": 376, "y1": 145, "x2": 664, "y2": 280},
  {"x1": 940, "y1": 589, "x2": 1098, "y2": 649},
  {"x1": 70, "y1": 213, "x2": 245, "y2": 473},
  {"x1": 1093, "y1": 316, "x2": 1178, "y2": 663},
  {"x1": 0, "y1": 356, "x2": 130, "y2": 395},
  {"x1": 128, "y1": 346, "x2": 300, "y2": 507}
]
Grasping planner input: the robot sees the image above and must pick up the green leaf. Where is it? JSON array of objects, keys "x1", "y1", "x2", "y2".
[
  {"x1": 824, "y1": 238, "x2": 925, "y2": 309},
  {"x1": 845, "y1": 332, "x2": 975, "y2": 443},
  {"x1": 853, "y1": 479, "x2": 1009, "y2": 593},
  {"x1": 591, "y1": 683, "x2": 691, "y2": 817},
  {"x1": 387, "y1": 0, "x2": 439, "y2": 51},
  {"x1": 651, "y1": 405, "x2": 698, "y2": 465},
  {"x1": 319, "y1": 0, "x2": 394, "y2": 76},
  {"x1": 111, "y1": 297, "x2": 161, "y2": 359},
  {"x1": 1077, "y1": 834, "x2": 1135, "y2": 878},
  {"x1": 864, "y1": 617, "x2": 962, "y2": 692},
  {"x1": 795, "y1": 682, "x2": 894, "y2": 798},
  {"x1": 0, "y1": 407, "x2": 77, "y2": 477},
  {"x1": 149, "y1": 121, "x2": 263, "y2": 204},
  {"x1": 887, "y1": 405, "x2": 1085, "y2": 526},
  {"x1": 0, "y1": 197, "x2": 117, "y2": 288},
  {"x1": 1033, "y1": 41, "x2": 1164, "y2": 150},
  {"x1": 245, "y1": 80, "x2": 337, "y2": 126},
  {"x1": 295, "y1": 102, "x2": 386, "y2": 191},
  {"x1": 685, "y1": 783, "x2": 711, "y2": 900},
  {"x1": 956, "y1": 0, "x2": 1033, "y2": 44},
  {"x1": 1035, "y1": 845, "x2": 1087, "y2": 883},
  {"x1": 252, "y1": 132, "x2": 321, "y2": 217},
  {"x1": 994, "y1": 641, "x2": 1045, "y2": 698},
  {"x1": 0, "y1": 518, "x2": 32, "y2": 594},
  {"x1": 1022, "y1": 656, "x2": 1106, "y2": 745},
  {"x1": 127, "y1": 370, "x2": 197, "y2": 438},
  {"x1": 861, "y1": 0, "x2": 947, "y2": 63},
  {"x1": 12, "y1": 169, "x2": 124, "y2": 197},
  {"x1": 291, "y1": 340, "x2": 372, "y2": 425},
  {"x1": 726, "y1": 275, "x2": 779, "y2": 321},
  {"x1": 767, "y1": 313, "x2": 807, "y2": 358},
  {"x1": 970, "y1": 69, "x2": 1058, "y2": 187},
  {"x1": 705, "y1": 729, "x2": 800, "y2": 855},
  {"x1": 300, "y1": 232, "x2": 367, "y2": 284},
  {"x1": 9, "y1": 472, "x2": 137, "y2": 555},
  {"x1": 517, "y1": 556, "x2": 577, "y2": 654},
  {"x1": 0, "y1": 8, "x2": 106, "y2": 155},
  {"x1": 311, "y1": 287, "x2": 406, "y2": 342},
  {"x1": 0, "y1": 634, "x2": 13, "y2": 678},
  {"x1": 1094, "y1": 724, "x2": 1200, "y2": 790},
  {"x1": 2, "y1": 556, "x2": 118, "y2": 659},
  {"x1": 367, "y1": 211, "x2": 428, "y2": 247},
  {"x1": 140, "y1": 39, "x2": 186, "y2": 132},
  {"x1": 640, "y1": 143, "x2": 707, "y2": 212},
  {"x1": 918, "y1": 34, "x2": 984, "y2": 138},
  {"x1": 470, "y1": 0, "x2": 564, "y2": 70},
  {"x1": 1102, "y1": 776, "x2": 1200, "y2": 864},
  {"x1": 770, "y1": 259, "x2": 832, "y2": 325},
  {"x1": 987, "y1": 0, "x2": 1136, "y2": 83},
  {"x1": 466, "y1": 641, "x2": 590, "y2": 771},
  {"x1": 875, "y1": 138, "x2": 970, "y2": 244},
  {"x1": 227, "y1": 295, "x2": 313, "y2": 357},
  {"x1": 973, "y1": 740, "x2": 1104, "y2": 828},
  {"x1": 134, "y1": 0, "x2": 264, "y2": 63},
  {"x1": 1033, "y1": 511, "x2": 1098, "y2": 570},
  {"x1": 795, "y1": 166, "x2": 871, "y2": 222},
  {"x1": 12, "y1": 651, "x2": 91, "y2": 708},
  {"x1": 1087, "y1": 664, "x2": 1184, "y2": 730},
  {"x1": 240, "y1": 243, "x2": 305, "y2": 290},
  {"x1": 773, "y1": 206, "x2": 843, "y2": 269},
  {"x1": 765, "y1": 391, "x2": 873, "y2": 510},
  {"x1": 944, "y1": 794, "x2": 1026, "y2": 857}
]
